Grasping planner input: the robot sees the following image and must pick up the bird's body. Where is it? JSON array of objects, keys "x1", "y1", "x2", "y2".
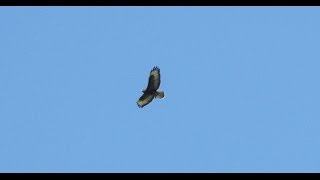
[{"x1": 137, "y1": 66, "x2": 164, "y2": 108}]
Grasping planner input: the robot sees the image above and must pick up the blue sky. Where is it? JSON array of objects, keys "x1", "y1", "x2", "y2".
[{"x1": 0, "y1": 7, "x2": 320, "y2": 172}]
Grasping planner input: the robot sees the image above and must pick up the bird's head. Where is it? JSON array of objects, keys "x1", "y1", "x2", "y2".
[{"x1": 141, "y1": 89, "x2": 146, "y2": 93}]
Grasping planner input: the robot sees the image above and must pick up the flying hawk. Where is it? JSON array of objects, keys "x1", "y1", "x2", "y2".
[{"x1": 137, "y1": 66, "x2": 164, "y2": 108}]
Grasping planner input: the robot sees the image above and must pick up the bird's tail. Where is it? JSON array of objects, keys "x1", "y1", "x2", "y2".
[{"x1": 156, "y1": 91, "x2": 165, "y2": 99}]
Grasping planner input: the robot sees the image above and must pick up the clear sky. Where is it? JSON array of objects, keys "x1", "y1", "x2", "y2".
[{"x1": 0, "y1": 7, "x2": 320, "y2": 172}]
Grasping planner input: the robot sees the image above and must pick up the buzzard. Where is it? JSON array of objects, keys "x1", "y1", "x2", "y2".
[{"x1": 137, "y1": 66, "x2": 164, "y2": 108}]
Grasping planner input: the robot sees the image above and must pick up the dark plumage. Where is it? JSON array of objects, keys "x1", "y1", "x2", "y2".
[{"x1": 137, "y1": 66, "x2": 164, "y2": 108}]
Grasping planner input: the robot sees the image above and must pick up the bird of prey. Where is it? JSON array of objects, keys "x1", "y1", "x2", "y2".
[{"x1": 137, "y1": 66, "x2": 164, "y2": 108}]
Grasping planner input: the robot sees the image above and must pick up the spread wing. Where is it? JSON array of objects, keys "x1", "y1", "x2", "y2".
[
  {"x1": 137, "y1": 93, "x2": 154, "y2": 108},
  {"x1": 146, "y1": 66, "x2": 161, "y2": 91}
]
